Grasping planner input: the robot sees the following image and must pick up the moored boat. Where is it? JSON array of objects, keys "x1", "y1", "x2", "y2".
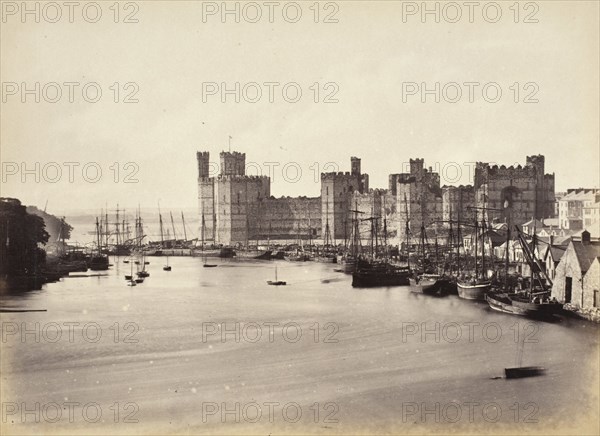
[
  {"x1": 352, "y1": 262, "x2": 411, "y2": 287},
  {"x1": 409, "y1": 274, "x2": 453, "y2": 296},
  {"x1": 457, "y1": 279, "x2": 492, "y2": 300}
]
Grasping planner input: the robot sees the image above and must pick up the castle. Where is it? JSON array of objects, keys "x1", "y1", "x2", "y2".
[{"x1": 197, "y1": 151, "x2": 555, "y2": 245}]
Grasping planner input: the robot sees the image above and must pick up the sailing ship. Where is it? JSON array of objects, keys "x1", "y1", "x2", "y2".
[
  {"x1": 486, "y1": 205, "x2": 562, "y2": 318},
  {"x1": 88, "y1": 217, "x2": 109, "y2": 271},
  {"x1": 352, "y1": 212, "x2": 410, "y2": 288},
  {"x1": 408, "y1": 203, "x2": 450, "y2": 295},
  {"x1": 339, "y1": 203, "x2": 368, "y2": 273},
  {"x1": 133, "y1": 214, "x2": 149, "y2": 279},
  {"x1": 286, "y1": 221, "x2": 312, "y2": 261},
  {"x1": 457, "y1": 211, "x2": 492, "y2": 300},
  {"x1": 316, "y1": 199, "x2": 337, "y2": 263}
]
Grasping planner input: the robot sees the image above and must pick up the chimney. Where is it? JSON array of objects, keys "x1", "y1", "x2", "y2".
[
  {"x1": 582, "y1": 230, "x2": 591, "y2": 244},
  {"x1": 550, "y1": 234, "x2": 554, "y2": 246}
]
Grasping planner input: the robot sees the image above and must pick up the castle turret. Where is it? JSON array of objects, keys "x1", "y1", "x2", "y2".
[
  {"x1": 351, "y1": 157, "x2": 361, "y2": 176},
  {"x1": 197, "y1": 152, "x2": 210, "y2": 179},
  {"x1": 220, "y1": 151, "x2": 246, "y2": 176},
  {"x1": 409, "y1": 158, "x2": 424, "y2": 177}
]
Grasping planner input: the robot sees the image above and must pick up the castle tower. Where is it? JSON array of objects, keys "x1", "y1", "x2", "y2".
[
  {"x1": 409, "y1": 158, "x2": 425, "y2": 179},
  {"x1": 351, "y1": 157, "x2": 361, "y2": 176},
  {"x1": 320, "y1": 157, "x2": 368, "y2": 241},
  {"x1": 220, "y1": 151, "x2": 246, "y2": 176},
  {"x1": 197, "y1": 151, "x2": 215, "y2": 242},
  {"x1": 197, "y1": 152, "x2": 210, "y2": 179}
]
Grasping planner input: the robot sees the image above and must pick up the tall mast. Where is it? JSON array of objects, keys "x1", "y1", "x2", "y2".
[
  {"x1": 115, "y1": 204, "x2": 120, "y2": 248},
  {"x1": 404, "y1": 193, "x2": 410, "y2": 269},
  {"x1": 105, "y1": 207, "x2": 109, "y2": 249},
  {"x1": 474, "y1": 210, "x2": 479, "y2": 278},
  {"x1": 481, "y1": 214, "x2": 486, "y2": 279},
  {"x1": 181, "y1": 211, "x2": 188, "y2": 242},
  {"x1": 201, "y1": 211, "x2": 205, "y2": 250},
  {"x1": 158, "y1": 207, "x2": 165, "y2": 248},
  {"x1": 504, "y1": 199, "x2": 511, "y2": 289},
  {"x1": 95, "y1": 216, "x2": 101, "y2": 256},
  {"x1": 457, "y1": 190, "x2": 462, "y2": 273},
  {"x1": 448, "y1": 206, "x2": 453, "y2": 274},
  {"x1": 170, "y1": 211, "x2": 177, "y2": 242}
]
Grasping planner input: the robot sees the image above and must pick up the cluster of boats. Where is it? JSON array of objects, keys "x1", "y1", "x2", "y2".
[{"x1": 341, "y1": 208, "x2": 563, "y2": 319}]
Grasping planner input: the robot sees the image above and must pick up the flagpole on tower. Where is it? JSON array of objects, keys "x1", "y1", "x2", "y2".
[{"x1": 228, "y1": 135, "x2": 232, "y2": 152}]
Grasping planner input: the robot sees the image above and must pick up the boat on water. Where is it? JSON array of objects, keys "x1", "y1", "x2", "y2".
[
  {"x1": 409, "y1": 273, "x2": 451, "y2": 295},
  {"x1": 486, "y1": 219, "x2": 562, "y2": 318},
  {"x1": 505, "y1": 366, "x2": 546, "y2": 379},
  {"x1": 267, "y1": 266, "x2": 286, "y2": 286},
  {"x1": 486, "y1": 292, "x2": 562, "y2": 317},
  {"x1": 316, "y1": 253, "x2": 337, "y2": 263},
  {"x1": 504, "y1": 315, "x2": 547, "y2": 379},
  {"x1": 457, "y1": 278, "x2": 492, "y2": 300},
  {"x1": 352, "y1": 262, "x2": 411, "y2": 287},
  {"x1": 163, "y1": 255, "x2": 171, "y2": 271},
  {"x1": 235, "y1": 249, "x2": 272, "y2": 260},
  {"x1": 127, "y1": 280, "x2": 136, "y2": 286},
  {"x1": 286, "y1": 250, "x2": 311, "y2": 262},
  {"x1": 457, "y1": 212, "x2": 493, "y2": 301}
]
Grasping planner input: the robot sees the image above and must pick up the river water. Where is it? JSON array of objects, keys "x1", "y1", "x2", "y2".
[{"x1": 1, "y1": 257, "x2": 598, "y2": 435}]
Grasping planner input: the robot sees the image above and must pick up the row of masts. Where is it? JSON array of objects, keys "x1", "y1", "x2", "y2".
[{"x1": 93, "y1": 205, "x2": 193, "y2": 250}]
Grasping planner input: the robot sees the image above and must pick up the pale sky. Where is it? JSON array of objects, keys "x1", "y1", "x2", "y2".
[{"x1": 1, "y1": 1, "x2": 598, "y2": 216}]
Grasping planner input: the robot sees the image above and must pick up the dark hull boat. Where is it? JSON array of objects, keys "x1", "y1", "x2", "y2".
[
  {"x1": 267, "y1": 280, "x2": 286, "y2": 286},
  {"x1": 486, "y1": 292, "x2": 562, "y2": 318},
  {"x1": 352, "y1": 263, "x2": 411, "y2": 288},
  {"x1": 457, "y1": 280, "x2": 491, "y2": 301},
  {"x1": 88, "y1": 255, "x2": 109, "y2": 271},
  {"x1": 505, "y1": 366, "x2": 546, "y2": 379}
]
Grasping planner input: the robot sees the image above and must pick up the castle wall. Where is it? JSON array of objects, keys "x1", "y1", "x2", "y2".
[
  {"x1": 475, "y1": 156, "x2": 555, "y2": 226},
  {"x1": 260, "y1": 197, "x2": 321, "y2": 241},
  {"x1": 198, "y1": 151, "x2": 555, "y2": 247}
]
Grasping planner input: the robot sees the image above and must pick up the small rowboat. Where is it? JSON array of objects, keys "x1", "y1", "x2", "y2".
[{"x1": 505, "y1": 366, "x2": 546, "y2": 379}]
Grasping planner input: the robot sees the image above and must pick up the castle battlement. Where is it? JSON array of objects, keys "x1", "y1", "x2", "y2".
[
  {"x1": 321, "y1": 172, "x2": 357, "y2": 181},
  {"x1": 216, "y1": 175, "x2": 270, "y2": 182},
  {"x1": 219, "y1": 151, "x2": 246, "y2": 158}
]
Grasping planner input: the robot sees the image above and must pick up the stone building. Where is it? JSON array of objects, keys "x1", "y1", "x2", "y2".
[
  {"x1": 321, "y1": 157, "x2": 369, "y2": 241},
  {"x1": 558, "y1": 188, "x2": 600, "y2": 231},
  {"x1": 442, "y1": 185, "x2": 476, "y2": 223},
  {"x1": 197, "y1": 151, "x2": 320, "y2": 245},
  {"x1": 552, "y1": 231, "x2": 600, "y2": 310},
  {"x1": 474, "y1": 155, "x2": 555, "y2": 226},
  {"x1": 197, "y1": 151, "x2": 556, "y2": 246}
]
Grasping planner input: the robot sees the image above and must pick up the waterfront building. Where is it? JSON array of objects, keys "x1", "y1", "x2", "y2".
[
  {"x1": 551, "y1": 231, "x2": 600, "y2": 311},
  {"x1": 558, "y1": 188, "x2": 600, "y2": 230}
]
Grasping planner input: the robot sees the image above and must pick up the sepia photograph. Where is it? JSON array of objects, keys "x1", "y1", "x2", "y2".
[{"x1": 1, "y1": 1, "x2": 599, "y2": 434}]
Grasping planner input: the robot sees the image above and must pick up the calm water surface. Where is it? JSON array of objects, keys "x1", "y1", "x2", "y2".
[{"x1": 1, "y1": 257, "x2": 598, "y2": 434}]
